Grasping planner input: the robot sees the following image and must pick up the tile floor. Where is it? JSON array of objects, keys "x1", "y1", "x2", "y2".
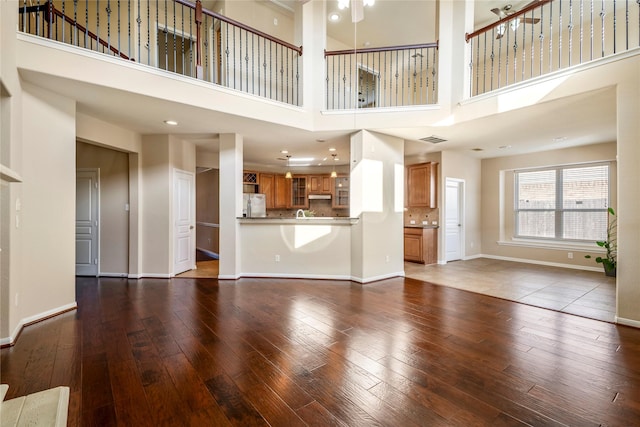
[{"x1": 404, "y1": 258, "x2": 617, "y2": 322}]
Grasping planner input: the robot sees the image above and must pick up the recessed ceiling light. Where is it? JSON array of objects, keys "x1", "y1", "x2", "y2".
[
  {"x1": 281, "y1": 150, "x2": 289, "y2": 154},
  {"x1": 328, "y1": 147, "x2": 336, "y2": 152},
  {"x1": 290, "y1": 157, "x2": 314, "y2": 162},
  {"x1": 553, "y1": 136, "x2": 568, "y2": 142},
  {"x1": 316, "y1": 138, "x2": 326, "y2": 142},
  {"x1": 328, "y1": 13, "x2": 340, "y2": 22},
  {"x1": 164, "y1": 120, "x2": 178, "y2": 126},
  {"x1": 499, "y1": 145, "x2": 512, "y2": 149},
  {"x1": 323, "y1": 157, "x2": 328, "y2": 161}
]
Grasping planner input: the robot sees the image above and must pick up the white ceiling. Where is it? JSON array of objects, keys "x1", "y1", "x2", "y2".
[{"x1": 23, "y1": 0, "x2": 616, "y2": 170}]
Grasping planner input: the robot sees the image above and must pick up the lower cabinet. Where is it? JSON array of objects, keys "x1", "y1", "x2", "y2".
[{"x1": 403, "y1": 227, "x2": 437, "y2": 264}]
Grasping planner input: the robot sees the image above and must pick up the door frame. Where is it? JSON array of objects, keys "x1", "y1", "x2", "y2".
[
  {"x1": 76, "y1": 168, "x2": 100, "y2": 276},
  {"x1": 173, "y1": 168, "x2": 196, "y2": 275},
  {"x1": 444, "y1": 177, "x2": 465, "y2": 263}
]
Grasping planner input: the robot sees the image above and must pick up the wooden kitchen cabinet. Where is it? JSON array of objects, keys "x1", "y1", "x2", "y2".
[
  {"x1": 274, "y1": 174, "x2": 291, "y2": 209},
  {"x1": 407, "y1": 162, "x2": 438, "y2": 208},
  {"x1": 258, "y1": 173, "x2": 275, "y2": 209},
  {"x1": 309, "y1": 175, "x2": 332, "y2": 194},
  {"x1": 404, "y1": 227, "x2": 437, "y2": 264},
  {"x1": 332, "y1": 175, "x2": 349, "y2": 208},
  {"x1": 291, "y1": 176, "x2": 308, "y2": 208}
]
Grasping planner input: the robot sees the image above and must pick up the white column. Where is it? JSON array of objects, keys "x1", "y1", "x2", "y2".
[
  {"x1": 301, "y1": 0, "x2": 326, "y2": 112},
  {"x1": 350, "y1": 130, "x2": 405, "y2": 283},
  {"x1": 218, "y1": 133, "x2": 243, "y2": 279},
  {"x1": 615, "y1": 78, "x2": 640, "y2": 325}
]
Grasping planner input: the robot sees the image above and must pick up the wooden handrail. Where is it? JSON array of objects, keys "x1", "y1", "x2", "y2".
[
  {"x1": 465, "y1": 0, "x2": 553, "y2": 42},
  {"x1": 18, "y1": 1, "x2": 133, "y2": 60},
  {"x1": 325, "y1": 42, "x2": 439, "y2": 57},
  {"x1": 174, "y1": 0, "x2": 303, "y2": 55}
]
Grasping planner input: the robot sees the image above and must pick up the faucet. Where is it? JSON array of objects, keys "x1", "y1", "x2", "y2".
[{"x1": 296, "y1": 209, "x2": 306, "y2": 219}]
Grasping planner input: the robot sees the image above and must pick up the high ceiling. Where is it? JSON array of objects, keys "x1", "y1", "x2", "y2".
[{"x1": 22, "y1": 0, "x2": 616, "y2": 170}]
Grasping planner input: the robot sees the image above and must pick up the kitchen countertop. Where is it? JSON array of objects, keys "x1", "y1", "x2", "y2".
[
  {"x1": 238, "y1": 217, "x2": 359, "y2": 225},
  {"x1": 404, "y1": 224, "x2": 439, "y2": 229}
]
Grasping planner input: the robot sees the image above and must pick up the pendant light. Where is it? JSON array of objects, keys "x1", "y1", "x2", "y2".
[
  {"x1": 330, "y1": 153, "x2": 338, "y2": 178},
  {"x1": 285, "y1": 155, "x2": 292, "y2": 179}
]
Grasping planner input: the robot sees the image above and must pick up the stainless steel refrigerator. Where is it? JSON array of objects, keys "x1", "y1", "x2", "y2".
[{"x1": 242, "y1": 193, "x2": 266, "y2": 217}]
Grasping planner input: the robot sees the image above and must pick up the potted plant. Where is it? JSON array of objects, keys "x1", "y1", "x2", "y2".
[{"x1": 585, "y1": 207, "x2": 616, "y2": 277}]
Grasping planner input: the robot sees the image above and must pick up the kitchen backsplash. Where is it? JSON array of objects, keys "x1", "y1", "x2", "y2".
[
  {"x1": 266, "y1": 199, "x2": 350, "y2": 218},
  {"x1": 404, "y1": 207, "x2": 440, "y2": 226}
]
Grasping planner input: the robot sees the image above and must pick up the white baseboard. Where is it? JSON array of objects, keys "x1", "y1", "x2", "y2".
[
  {"x1": 0, "y1": 302, "x2": 77, "y2": 347},
  {"x1": 615, "y1": 316, "x2": 640, "y2": 329},
  {"x1": 196, "y1": 247, "x2": 219, "y2": 259},
  {"x1": 479, "y1": 254, "x2": 602, "y2": 272},
  {"x1": 127, "y1": 273, "x2": 141, "y2": 279},
  {"x1": 99, "y1": 272, "x2": 128, "y2": 278},
  {"x1": 218, "y1": 274, "x2": 241, "y2": 280},
  {"x1": 239, "y1": 272, "x2": 353, "y2": 281},
  {"x1": 351, "y1": 271, "x2": 404, "y2": 284},
  {"x1": 138, "y1": 273, "x2": 172, "y2": 279}
]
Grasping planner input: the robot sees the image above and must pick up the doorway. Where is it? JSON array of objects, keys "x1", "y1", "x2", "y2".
[{"x1": 445, "y1": 178, "x2": 464, "y2": 262}]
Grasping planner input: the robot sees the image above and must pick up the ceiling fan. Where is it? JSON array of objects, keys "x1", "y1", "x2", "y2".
[{"x1": 491, "y1": 3, "x2": 541, "y2": 39}]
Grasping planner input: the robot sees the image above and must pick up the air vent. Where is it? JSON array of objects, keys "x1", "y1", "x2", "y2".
[
  {"x1": 471, "y1": 148, "x2": 484, "y2": 152},
  {"x1": 420, "y1": 135, "x2": 447, "y2": 144}
]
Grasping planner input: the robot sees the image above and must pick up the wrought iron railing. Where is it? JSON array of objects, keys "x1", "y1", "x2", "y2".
[
  {"x1": 18, "y1": 0, "x2": 302, "y2": 106},
  {"x1": 324, "y1": 43, "x2": 439, "y2": 110},
  {"x1": 466, "y1": 0, "x2": 640, "y2": 97}
]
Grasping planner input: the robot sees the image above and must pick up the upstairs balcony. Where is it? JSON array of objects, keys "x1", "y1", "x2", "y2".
[{"x1": 17, "y1": 0, "x2": 640, "y2": 110}]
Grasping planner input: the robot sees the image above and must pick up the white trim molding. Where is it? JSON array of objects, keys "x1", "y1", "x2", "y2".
[
  {"x1": 615, "y1": 317, "x2": 640, "y2": 329},
  {"x1": 481, "y1": 254, "x2": 602, "y2": 272},
  {"x1": 351, "y1": 271, "x2": 405, "y2": 284},
  {"x1": 0, "y1": 302, "x2": 77, "y2": 347}
]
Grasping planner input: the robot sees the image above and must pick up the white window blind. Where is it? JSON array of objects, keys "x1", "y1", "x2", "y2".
[{"x1": 515, "y1": 163, "x2": 610, "y2": 241}]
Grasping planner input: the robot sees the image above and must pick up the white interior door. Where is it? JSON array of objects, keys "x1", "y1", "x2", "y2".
[
  {"x1": 174, "y1": 169, "x2": 195, "y2": 275},
  {"x1": 445, "y1": 179, "x2": 463, "y2": 262},
  {"x1": 76, "y1": 169, "x2": 99, "y2": 276}
]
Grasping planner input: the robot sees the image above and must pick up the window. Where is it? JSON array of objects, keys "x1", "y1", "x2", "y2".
[{"x1": 515, "y1": 163, "x2": 610, "y2": 241}]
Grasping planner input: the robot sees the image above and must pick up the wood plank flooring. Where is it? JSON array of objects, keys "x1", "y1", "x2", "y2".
[{"x1": 2, "y1": 276, "x2": 640, "y2": 426}]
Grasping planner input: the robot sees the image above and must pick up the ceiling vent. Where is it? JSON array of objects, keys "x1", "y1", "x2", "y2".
[
  {"x1": 471, "y1": 148, "x2": 484, "y2": 152},
  {"x1": 420, "y1": 135, "x2": 447, "y2": 144}
]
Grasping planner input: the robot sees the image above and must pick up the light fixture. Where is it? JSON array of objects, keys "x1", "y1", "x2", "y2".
[
  {"x1": 330, "y1": 153, "x2": 338, "y2": 178},
  {"x1": 328, "y1": 147, "x2": 336, "y2": 152},
  {"x1": 328, "y1": 13, "x2": 340, "y2": 22},
  {"x1": 163, "y1": 120, "x2": 178, "y2": 126},
  {"x1": 285, "y1": 155, "x2": 292, "y2": 179},
  {"x1": 281, "y1": 149, "x2": 289, "y2": 154},
  {"x1": 337, "y1": 0, "x2": 374, "y2": 23}
]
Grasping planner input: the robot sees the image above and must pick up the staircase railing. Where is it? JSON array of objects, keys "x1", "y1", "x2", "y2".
[
  {"x1": 465, "y1": 0, "x2": 640, "y2": 97},
  {"x1": 18, "y1": 0, "x2": 302, "y2": 106},
  {"x1": 325, "y1": 42, "x2": 439, "y2": 110}
]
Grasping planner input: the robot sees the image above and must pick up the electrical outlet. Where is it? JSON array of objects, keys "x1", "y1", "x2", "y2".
[
  {"x1": 568, "y1": 252, "x2": 573, "y2": 259},
  {"x1": 410, "y1": 220, "x2": 416, "y2": 224},
  {"x1": 385, "y1": 255, "x2": 390, "y2": 263},
  {"x1": 275, "y1": 255, "x2": 280, "y2": 262}
]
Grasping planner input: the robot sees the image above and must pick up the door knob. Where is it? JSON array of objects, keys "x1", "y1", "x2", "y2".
[{"x1": 190, "y1": 225, "x2": 194, "y2": 229}]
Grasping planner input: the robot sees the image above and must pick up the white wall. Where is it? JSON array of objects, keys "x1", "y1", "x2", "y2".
[
  {"x1": 350, "y1": 130, "x2": 404, "y2": 282},
  {"x1": 17, "y1": 83, "x2": 76, "y2": 336},
  {"x1": 440, "y1": 150, "x2": 482, "y2": 260},
  {"x1": 239, "y1": 222, "x2": 352, "y2": 278},
  {"x1": 481, "y1": 142, "x2": 617, "y2": 268}
]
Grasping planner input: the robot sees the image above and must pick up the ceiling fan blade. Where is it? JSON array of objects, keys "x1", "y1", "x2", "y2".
[
  {"x1": 521, "y1": 17, "x2": 540, "y2": 24},
  {"x1": 490, "y1": 7, "x2": 504, "y2": 17}
]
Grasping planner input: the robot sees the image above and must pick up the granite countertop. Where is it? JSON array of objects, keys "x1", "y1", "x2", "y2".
[
  {"x1": 404, "y1": 224, "x2": 440, "y2": 229},
  {"x1": 238, "y1": 217, "x2": 359, "y2": 225}
]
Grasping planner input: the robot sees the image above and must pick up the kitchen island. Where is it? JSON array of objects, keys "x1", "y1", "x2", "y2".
[{"x1": 237, "y1": 217, "x2": 359, "y2": 279}]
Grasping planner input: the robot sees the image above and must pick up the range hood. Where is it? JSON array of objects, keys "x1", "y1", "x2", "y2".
[{"x1": 308, "y1": 194, "x2": 331, "y2": 200}]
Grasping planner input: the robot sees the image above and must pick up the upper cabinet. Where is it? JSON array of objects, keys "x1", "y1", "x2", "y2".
[
  {"x1": 291, "y1": 176, "x2": 308, "y2": 208},
  {"x1": 407, "y1": 162, "x2": 438, "y2": 208},
  {"x1": 333, "y1": 176, "x2": 349, "y2": 208},
  {"x1": 308, "y1": 175, "x2": 332, "y2": 194},
  {"x1": 274, "y1": 174, "x2": 291, "y2": 209},
  {"x1": 258, "y1": 173, "x2": 275, "y2": 209}
]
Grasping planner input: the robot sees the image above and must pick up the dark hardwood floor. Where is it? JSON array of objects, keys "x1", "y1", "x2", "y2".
[{"x1": 3, "y1": 276, "x2": 640, "y2": 426}]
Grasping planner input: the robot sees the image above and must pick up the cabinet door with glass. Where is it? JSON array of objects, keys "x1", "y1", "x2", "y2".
[
  {"x1": 332, "y1": 176, "x2": 349, "y2": 208},
  {"x1": 291, "y1": 176, "x2": 308, "y2": 208}
]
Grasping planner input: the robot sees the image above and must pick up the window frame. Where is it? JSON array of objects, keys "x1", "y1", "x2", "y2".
[{"x1": 513, "y1": 162, "x2": 611, "y2": 242}]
